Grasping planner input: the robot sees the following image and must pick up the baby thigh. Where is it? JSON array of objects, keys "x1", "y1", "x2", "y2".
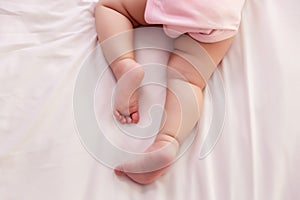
[
  {"x1": 169, "y1": 34, "x2": 234, "y2": 87},
  {"x1": 96, "y1": 0, "x2": 148, "y2": 27}
]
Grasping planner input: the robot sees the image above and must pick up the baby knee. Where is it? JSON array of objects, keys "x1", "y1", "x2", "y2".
[{"x1": 168, "y1": 79, "x2": 203, "y2": 135}]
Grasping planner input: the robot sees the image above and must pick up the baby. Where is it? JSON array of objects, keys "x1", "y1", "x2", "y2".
[{"x1": 95, "y1": 0, "x2": 245, "y2": 184}]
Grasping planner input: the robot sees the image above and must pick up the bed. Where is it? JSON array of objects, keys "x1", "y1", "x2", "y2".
[{"x1": 1, "y1": 0, "x2": 299, "y2": 199}]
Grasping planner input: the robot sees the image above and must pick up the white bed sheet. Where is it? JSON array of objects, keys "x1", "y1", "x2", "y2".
[{"x1": 1, "y1": 0, "x2": 300, "y2": 199}]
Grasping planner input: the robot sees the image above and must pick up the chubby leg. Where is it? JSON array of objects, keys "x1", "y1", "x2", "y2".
[
  {"x1": 115, "y1": 77, "x2": 203, "y2": 184},
  {"x1": 95, "y1": 0, "x2": 148, "y2": 123},
  {"x1": 115, "y1": 36, "x2": 234, "y2": 184}
]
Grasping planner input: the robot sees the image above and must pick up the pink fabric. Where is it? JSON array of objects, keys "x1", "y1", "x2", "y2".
[{"x1": 144, "y1": 0, "x2": 245, "y2": 43}]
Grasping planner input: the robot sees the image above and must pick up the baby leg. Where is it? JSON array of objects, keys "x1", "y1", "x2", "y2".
[
  {"x1": 115, "y1": 35, "x2": 234, "y2": 184},
  {"x1": 94, "y1": 0, "x2": 148, "y2": 123},
  {"x1": 115, "y1": 77, "x2": 203, "y2": 184}
]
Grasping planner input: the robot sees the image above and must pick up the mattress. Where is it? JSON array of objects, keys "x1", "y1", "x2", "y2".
[{"x1": 0, "y1": 0, "x2": 299, "y2": 199}]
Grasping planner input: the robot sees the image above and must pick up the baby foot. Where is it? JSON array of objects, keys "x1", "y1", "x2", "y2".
[
  {"x1": 111, "y1": 58, "x2": 144, "y2": 124},
  {"x1": 114, "y1": 134, "x2": 179, "y2": 185}
]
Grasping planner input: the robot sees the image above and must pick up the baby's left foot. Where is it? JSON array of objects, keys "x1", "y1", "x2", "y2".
[{"x1": 114, "y1": 134, "x2": 179, "y2": 185}]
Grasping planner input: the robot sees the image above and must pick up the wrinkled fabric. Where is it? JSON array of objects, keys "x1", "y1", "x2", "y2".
[{"x1": 0, "y1": 0, "x2": 300, "y2": 200}]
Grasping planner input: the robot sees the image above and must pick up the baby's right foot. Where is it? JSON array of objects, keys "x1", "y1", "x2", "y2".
[
  {"x1": 111, "y1": 58, "x2": 144, "y2": 124},
  {"x1": 114, "y1": 134, "x2": 179, "y2": 185}
]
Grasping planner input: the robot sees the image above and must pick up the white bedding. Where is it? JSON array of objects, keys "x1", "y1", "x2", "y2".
[{"x1": 1, "y1": 0, "x2": 300, "y2": 199}]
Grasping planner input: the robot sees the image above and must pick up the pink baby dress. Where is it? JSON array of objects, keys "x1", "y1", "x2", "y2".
[{"x1": 144, "y1": 0, "x2": 245, "y2": 43}]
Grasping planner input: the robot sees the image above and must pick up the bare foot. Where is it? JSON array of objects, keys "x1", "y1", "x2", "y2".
[
  {"x1": 111, "y1": 58, "x2": 144, "y2": 124},
  {"x1": 114, "y1": 134, "x2": 179, "y2": 185}
]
